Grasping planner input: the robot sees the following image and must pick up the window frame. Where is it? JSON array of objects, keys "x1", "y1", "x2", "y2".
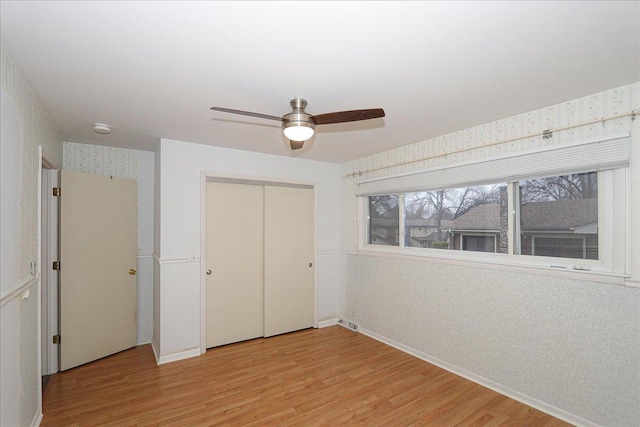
[{"x1": 359, "y1": 168, "x2": 628, "y2": 283}]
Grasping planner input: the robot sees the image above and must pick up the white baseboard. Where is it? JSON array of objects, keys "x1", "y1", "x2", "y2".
[
  {"x1": 150, "y1": 337, "x2": 160, "y2": 364},
  {"x1": 359, "y1": 327, "x2": 599, "y2": 427},
  {"x1": 318, "y1": 318, "x2": 339, "y2": 328},
  {"x1": 31, "y1": 410, "x2": 43, "y2": 427},
  {"x1": 156, "y1": 346, "x2": 201, "y2": 365}
]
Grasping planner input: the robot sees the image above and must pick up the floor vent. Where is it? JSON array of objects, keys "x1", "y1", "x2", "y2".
[{"x1": 338, "y1": 318, "x2": 359, "y2": 332}]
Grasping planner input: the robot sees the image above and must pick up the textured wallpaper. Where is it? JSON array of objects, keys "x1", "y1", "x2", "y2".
[
  {"x1": 345, "y1": 253, "x2": 640, "y2": 426},
  {"x1": 18, "y1": 281, "x2": 39, "y2": 426},
  {"x1": 1, "y1": 49, "x2": 64, "y2": 281},
  {"x1": 1, "y1": 48, "x2": 64, "y2": 427},
  {"x1": 63, "y1": 142, "x2": 140, "y2": 179}
]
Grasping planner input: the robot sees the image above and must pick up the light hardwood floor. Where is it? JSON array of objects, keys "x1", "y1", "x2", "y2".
[{"x1": 42, "y1": 326, "x2": 572, "y2": 426}]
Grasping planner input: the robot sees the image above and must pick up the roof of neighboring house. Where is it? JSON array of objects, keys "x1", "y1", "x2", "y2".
[
  {"x1": 449, "y1": 198, "x2": 598, "y2": 232},
  {"x1": 521, "y1": 198, "x2": 597, "y2": 231},
  {"x1": 405, "y1": 218, "x2": 452, "y2": 228},
  {"x1": 449, "y1": 204, "x2": 501, "y2": 231},
  {"x1": 372, "y1": 218, "x2": 453, "y2": 228},
  {"x1": 411, "y1": 231, "x2": 449, "y2": 242},
  {"x1": 429, "y1": 231, "x2": 448, "y2": 240},
  {"x1": 370, "y1": 217, "x2": 399, "y2": 227}
]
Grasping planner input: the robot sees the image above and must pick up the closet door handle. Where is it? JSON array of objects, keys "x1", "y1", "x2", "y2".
[
  {"x1": 308, "y1": 263, "x2": 313, "y2": 267},
  {"x1": 206, "y1": 269, "x2": 212, "y2": 275}
]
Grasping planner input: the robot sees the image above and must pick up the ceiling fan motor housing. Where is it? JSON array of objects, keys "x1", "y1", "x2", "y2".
[{"x1": 282, "y1": 98, "x2": 316, "y2": 141}]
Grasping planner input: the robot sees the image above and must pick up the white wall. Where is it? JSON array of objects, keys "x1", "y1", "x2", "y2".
[
  {"x1": 155, "y1": 139, "x2": 342, "y2": 359},
  {"x1": 1, "y1": 49, "x2": 63, "y2": 427},
  {"x1": 1, "y1": 91, "x2": 22, "y2": 297},
  {"x1": 341, "y1": 83, "x2": 640, "y2": 426},
  {"x1": 63, "y1": 142, "x2": 155, "y2": 344},
  {"x1": 153, "y1": 143, "x2": 162, "y2": 353}
]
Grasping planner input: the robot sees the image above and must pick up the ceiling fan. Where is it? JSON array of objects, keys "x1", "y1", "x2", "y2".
[{"x1": 210, "y1": 98, "x2": 385, "y2": 150}]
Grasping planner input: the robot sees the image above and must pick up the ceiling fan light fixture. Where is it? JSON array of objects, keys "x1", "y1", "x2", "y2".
[
  {"x1": 211, "y1": 97, "x2": 384, "y2": 149},
  {"x1": 282, "y1": 120, "x2": 315, "y2": 142}
]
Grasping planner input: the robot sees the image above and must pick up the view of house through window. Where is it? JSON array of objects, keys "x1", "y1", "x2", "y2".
[
  {"x1": 403, "y1": 184, "x2": 508, "y2": 253},
  {"x1": 369, "y1": 195, "x2": 399, "y2": 246},
  {"x1": 518, "y1": 171, "x2": 598, "y2": 260},
  {"x1": 367, "y1": 172, "x2": 599, "y2": 261},
  {"x1": 462, "y1": 235, "x2": 496, "y2": 252}
]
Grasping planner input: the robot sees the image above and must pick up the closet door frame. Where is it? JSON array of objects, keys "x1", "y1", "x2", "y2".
[{"x1": 198, "y1": 171, "x2": 319, "y2": 355}]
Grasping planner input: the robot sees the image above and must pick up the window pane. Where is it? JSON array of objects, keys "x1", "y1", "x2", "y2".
[
  {"x1": 369, "y1": 195, "x2": 399, "y2": 246},
  {"x1": 462, "y1": 235, "x2": 496, "y2": 253},
  {"x1": 404, "y1": 184, "x2": 507, "y2": 253},
  {"x1": 519, "y1": 172, "x2": 598, "y2": 260}
]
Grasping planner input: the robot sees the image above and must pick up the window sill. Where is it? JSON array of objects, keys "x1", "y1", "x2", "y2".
[{"x1": 356, "y1": 246, "x2": 630, "y2": 286}]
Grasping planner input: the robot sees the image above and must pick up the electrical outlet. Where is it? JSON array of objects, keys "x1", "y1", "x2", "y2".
[{"x1": 350, "y1": 309, "x2": 356, "y2": 317}]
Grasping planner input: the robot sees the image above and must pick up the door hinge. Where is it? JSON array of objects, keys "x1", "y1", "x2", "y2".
[
  {"x1": 52, "y1": 261, "x2": 60, "y2": 270},
  {"x1": 52, "y1": 334, "x2": 61, "y2": 344},
  {"x1": 53, "y1": 187, "x2": 61, "y2": 197}
]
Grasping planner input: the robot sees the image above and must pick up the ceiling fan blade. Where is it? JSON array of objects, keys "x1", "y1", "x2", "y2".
[
  {"x1": 290, "y1": 140, "x2": 304, "y2": 150},
  {"x1": 313, "y1": 108, "x2": 385, "y2": 125},
  {"x1": 210, "y1": 107, "x2": 282, "y2": 122}
]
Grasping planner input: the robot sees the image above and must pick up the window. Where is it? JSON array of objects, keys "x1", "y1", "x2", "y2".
[
  {"x1": 367, "y1": 174, "x2": 597, "y2": 258},
  {"x1": 357, "y1": 133, "x2": 629, "y2": 278},
  {"x1": 403, "y1": 184, "x2": 507, "y2": 252},
  {"x1": 518, "y1": 172, "x2": 598, "y2": 260},
  {"x1": 531, "y1": 236, "x2": 588, "y2": 258},
  {"x1": 368, "y1": 195, "x2": 399, "y2": 246},
  {"x1": 462, "y1": 235, "x2": 496, "y2": 253},
  {"x1": 362, "y1": 169, "x2": 616, "y2": 272}
]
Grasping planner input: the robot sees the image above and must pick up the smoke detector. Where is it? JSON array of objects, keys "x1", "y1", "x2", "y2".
[{"x1": 93, "y1": 123, "x2": 111, "y2": 134}]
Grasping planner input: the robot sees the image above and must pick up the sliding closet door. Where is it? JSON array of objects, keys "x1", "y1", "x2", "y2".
[
  {"x1": 206, "y1": 182, "x2": 264, "y2": 348},
  {"x1": 264, "y1": 186, "x2": 314, "y2": 337}
]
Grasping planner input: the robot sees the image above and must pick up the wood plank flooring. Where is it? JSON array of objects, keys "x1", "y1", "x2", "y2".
[{"x1": 42, "y1": 326, "x2": 572, "y2": 426}]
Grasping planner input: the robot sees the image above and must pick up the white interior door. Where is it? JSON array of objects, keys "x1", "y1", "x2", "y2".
[
  {"x1": 60, "y1": 170, "x2": 137, "y2": 371},
  {"x1": 206, "y1": 182, "x2": 264, "y2": 348},
  {"x1": 264, "y1": 186, "x2": 314, "y2": 337}
]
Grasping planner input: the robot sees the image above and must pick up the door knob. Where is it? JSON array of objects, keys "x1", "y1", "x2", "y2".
[
  {"x1": 309, "y1": 263, "x2": 313, "y2": 267},
  {"x1": 129, "y1": 269, "x2": 137, "y2": 275},
  {"x1": 206, "y1": 269, "x2": 212, "y2": 275}
]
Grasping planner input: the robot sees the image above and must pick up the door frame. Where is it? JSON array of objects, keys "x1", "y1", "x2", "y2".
[
  {"x1": 199, "y1": 171, "x2": 319, "y2": 355},
  {"x1": 37, "y1": 146, "x2": 60, "y2": 418},
  {"x1": 40, "y1": 161, "x2": 60, "y2": 376}
]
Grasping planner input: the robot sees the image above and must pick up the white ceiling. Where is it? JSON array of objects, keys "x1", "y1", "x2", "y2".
[{"x1": 1, "y1": 1, "x2": 638, "y2": 164}]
